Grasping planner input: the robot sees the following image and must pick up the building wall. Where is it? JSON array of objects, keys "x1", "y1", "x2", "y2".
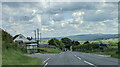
[
  {"x1": 27, "y1": 45, "x2": 37, "y2": 53},
  {"x1": 27, "y1": 45, "x2": 37, "y2": 49}
]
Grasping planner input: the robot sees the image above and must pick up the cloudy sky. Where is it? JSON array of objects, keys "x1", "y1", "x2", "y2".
[{"x1": 1, "y1": 1, "x2": 118, "y2": 38}]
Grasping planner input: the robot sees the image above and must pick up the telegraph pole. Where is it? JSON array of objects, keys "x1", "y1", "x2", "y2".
[
  {"x1": 37, "y1": 28, "x2": 39, "y2": 44},
  {"x1": 34, "y1": 30, "x2": 36, "y2": 41},
  {"x1": 40, "y1": 33, "x2": 41, "y2": 44}
]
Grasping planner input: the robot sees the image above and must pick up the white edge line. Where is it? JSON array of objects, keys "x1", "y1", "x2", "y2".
[
  {"x1": 43, "y1": 62, "x2": 48, "y2": 67},
  {"x1": 43, "y1": 58, "x2": 50, "y2": 64},
  {"x1": 97, "y1": 55, "x2": 110, "y2": 57},
  {"x1": 84, "y1": 61, "x2": 94, "y2": 66}
]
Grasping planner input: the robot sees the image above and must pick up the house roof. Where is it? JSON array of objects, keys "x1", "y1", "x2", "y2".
[
  {"x1": 13, "y1": 34, "x2": 22, "y2": 40},
  {"x1": 13, "y1": 34, "x2": 31, "y2": 43}
]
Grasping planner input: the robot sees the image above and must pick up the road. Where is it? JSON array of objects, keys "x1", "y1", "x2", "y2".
[{"x1": 26, "y1": 51, "x2": 119, "y2": 67}]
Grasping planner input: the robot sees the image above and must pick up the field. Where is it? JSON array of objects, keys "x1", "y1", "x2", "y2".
[
  {"x1": 79, "y1": 38, "x2": 118, "y2": 44},
  {"x1": 40, "y1": 39, "x2": 50, "y2": 43}
]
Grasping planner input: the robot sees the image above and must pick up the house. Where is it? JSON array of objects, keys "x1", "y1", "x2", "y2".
[
  {"x1": 13, "y1": 34, "x2": 32, "y2": 47},
  {"x1": 99, "y1": 44, "x2": 108, "y2": 49},
  {"x1": 13, "y1": 34, "x2": 38, "y2": 53},
  {"x1": 26, "y1": 43, "x2": 38, "y2": 54}
]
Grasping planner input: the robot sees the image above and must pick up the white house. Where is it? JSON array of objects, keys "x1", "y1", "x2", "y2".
[
  {"x1": 13, "y1": 34, "x2": 31, "y2": 47},
  {"x1": 13, "y1": 34, "x2": 38, "y2": 53}
]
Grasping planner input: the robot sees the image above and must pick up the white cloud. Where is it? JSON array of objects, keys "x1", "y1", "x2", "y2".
[
  {"x1": 55, "y1": 13, "x2": 58, "y2": 16},
  {"x1": 61, "y1": 23, "x2": 65, "y2": 27},
  {"x1": 96, "y1": 10, "x2": 102, "y2": 13},
  {"x1": 2, "y1": 2, "x2": 118, "y2": 37},
  {"x1": 80, "y1": 20, "x2": 84, "y2": 24},
  {"x1": 50, "y1": 20, "x2": 55, "y2": 25},
  {"x1": 32, "y1": 9, "x2": 37, "y2": 15},
  {"x1": 72, "y1": 11, "x2": 85, "y2": 17},
  {"x1": 41, "y1": 27, "x2": 48, "y2": 31},
  {"x1": 99, "y1": 22, "x2": 105, "y2": 26}
]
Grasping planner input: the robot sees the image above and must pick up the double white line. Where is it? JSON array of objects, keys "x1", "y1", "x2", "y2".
[
  {"x1": 43, "y1": 62, "x2": 48, "y2": 67},
  {"x1": 43, "y1": 58, "x2": 50, "y2": 67},
  {"x1": 43, "y1": 58, "x2": 50, "y2": 64}
]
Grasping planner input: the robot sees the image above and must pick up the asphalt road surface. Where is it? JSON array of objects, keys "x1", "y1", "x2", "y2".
[{"x1": 26, "y1": 51, "x2": 119, "y2": 67}]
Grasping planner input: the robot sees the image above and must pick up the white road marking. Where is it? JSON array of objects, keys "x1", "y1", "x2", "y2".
[
  {"x1": 97, "y1": 55, "x2": 110, "y2": 57},
  {"x1": 84, "y1": 61, "x2": 95, "y2": 66},
  {"x1": 77, "y1": 57, "x2": 81, "y2": 60},
  {"x1": 43, "y1": 58, "x2": 50, "y2": 64},
  {"x1": 74, "y1": 55, "x2": 81, "y2": 60},
  {"x1": 43, "y1": 62, "x2": 48, "y2": 67}
]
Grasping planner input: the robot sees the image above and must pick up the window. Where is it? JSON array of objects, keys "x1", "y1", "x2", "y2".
[{"x1": 19, "y1": 36, "x2": 23, "y2": 38}]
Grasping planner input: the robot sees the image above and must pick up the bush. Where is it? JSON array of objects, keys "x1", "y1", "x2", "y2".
[{"x1": 73, "y1": 42, "x2": 100, "y2": 51}]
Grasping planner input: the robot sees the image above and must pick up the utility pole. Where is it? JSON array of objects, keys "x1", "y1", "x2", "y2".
[
  {"x1": 34, "y1": 30, "x2": 36, "y2": 41},
  {"x1": 37, "y1": 28, "x2": 39, "y2": 44},
  {"x1": 40, "y1": 33, "x2": 41, "y2": 44}
]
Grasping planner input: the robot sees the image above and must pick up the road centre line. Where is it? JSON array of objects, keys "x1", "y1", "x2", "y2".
[
  {"x1": 43, "y1": 58, "x2": 50, "y2": 64},
  {"x1": 77, "y1": 57, "x2": 81, "y2": 60},
  {"x1": 74, "y1": 55, "x2": 77, "y2": 57}
]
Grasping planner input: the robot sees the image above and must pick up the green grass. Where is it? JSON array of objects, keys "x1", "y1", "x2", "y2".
[
  {"x1": 74, "y1": 47, "x2": 119, "y2": 58},
  {"x1": 38, "y1": 48, "x2": 61, "y2": 54},
  {"x1": 77, "y1": 38, "x2": 119, "y2": 58},
  {"x1": 2, "y1": 49, "x2": 42, "y2": 65},
  {"x1": 41, "y1": 39, "x2": 50, "y2": 43},
  {"x1": 0, "y1": 50, "x2": 1, "y2": 67},
  {"x1": 79, "y1": 38, "x2": 118, "y2": 45}
]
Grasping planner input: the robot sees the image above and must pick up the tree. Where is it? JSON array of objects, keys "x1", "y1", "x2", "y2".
[
  {"x1": 72, "y1": 40, "x2": 75, "y2": 45},
  {"x1": 75, "y1": 41, "x2": 80, "y2": 45},
  {"x1": 84, "y1": 41, "x2": 90, "y2": 44},
  {"x1": 56, "y1": 40, "x2": 65, "y2": 49},
  {"x1": 48, "y1": 39, "x2": 58, "y2": 47},
  {"x1": 61, "y1": 37, "x2": 72, "y2": 49},
  {"x1": 53, "y1": 38, "x2": 65, "y2": 49},
  {"x1": 72, "y1": 40, "x2": 80, "y2": 45},
  {"x1": 48, "y1": 38, "x2": 65, "y2": 49}
]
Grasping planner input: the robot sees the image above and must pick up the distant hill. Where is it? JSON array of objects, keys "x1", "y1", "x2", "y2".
[{"x1": 43, "y1": 34, "x2": 118, "y2": 41}]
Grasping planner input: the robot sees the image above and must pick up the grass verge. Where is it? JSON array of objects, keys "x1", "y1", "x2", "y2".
[{"x1": 2, "y1": 49, "x2": 42, "y2": 65}]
